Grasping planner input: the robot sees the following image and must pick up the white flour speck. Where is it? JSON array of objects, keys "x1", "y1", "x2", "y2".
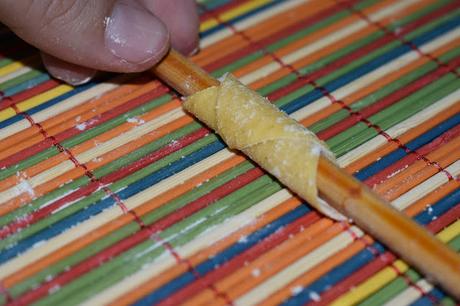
[
  {"x1": 92, "y1": 156, "x2": 103, "y2": 163},
  {"x1": 238, "y1": 235, "x2": 248, "y2": 243},
  {"x1": 48, "y1": 285, "x2": 60, "y2": 294},
  {"x1": 311, "y1": 145, "x2": 321, "y2": 156},
  {"x1": 127, "y1": 117, "x2": 145, "y2": 125},
  {"x1": 272, "y1": 166, "x2": 281, "y2": 177},
  {"x1": 251, "y1": 268, "x2": 261, "y2": 277},
  {"x1": 426, "y1": 205, "x2": 433, "y2": 215},
  {"x1": 16, "y1": 179, "x2": 35, "y2": 198},
  {"x1": 309, "y1": 291, "x2": 321, "y2": 301},
  {"x1": 104, "y1": 16, "x2": 111, "y2": 26},
  {"x1": 291, "y1": 285, "x2": 303, "y2": 295},
  {"x1": 76, "y1": 122, "x2": 87, "y2": 131}
]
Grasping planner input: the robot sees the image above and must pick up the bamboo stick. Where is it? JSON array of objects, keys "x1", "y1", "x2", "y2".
[{"x1": 153, "y1": 49, "x2": 460, "y2": 299}]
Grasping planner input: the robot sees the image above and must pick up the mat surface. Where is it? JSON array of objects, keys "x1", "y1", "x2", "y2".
[{"x1": 0, "y1": 0, "x2": 459, "y2": 305}]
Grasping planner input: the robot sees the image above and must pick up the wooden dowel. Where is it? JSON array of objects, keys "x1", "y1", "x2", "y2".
[
  {"x1": 153, "y1": 49, "x2": 460, "y2": 299},
  {"x1": 317, "y1": 158, "x2": 460, "y2": 298},
  {"x1": 153, "y1": 49, "x2": 219, "y2": 96}
]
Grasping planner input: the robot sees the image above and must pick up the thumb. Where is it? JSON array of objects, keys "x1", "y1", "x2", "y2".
[{"x1": 0, "y1": 0, "x2": 170, "y2": 73}]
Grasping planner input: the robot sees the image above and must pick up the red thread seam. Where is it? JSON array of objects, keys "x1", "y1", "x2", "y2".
[
  {"x1": 0, "y1": 281, "x2": 13, "y2": 304},
  {"x1": 150, "y1": 234, "x2": 234, "y2": 305},
  {"x1": 337, "y1": 0, "x2": 460, "y2": 79},
  {"x1": 202, "y1": 3, "x2": 444, "y2": 301},
  {"x1": 310, "y1": 78, "x2": 457, "y2": 183},
  {"x1": 0, "y1": 90, "x2": 11, "y2": 103},
  {"x1": 149, "y1": 64, "x2": 234, "y2": 305},
  {"x1": 10, "y1": 104, "x2": 231, "y2": 304},
  {"x1": 336, "y1": 2, "x2": 460, "y2": 183},
  {"x1": 340, "y1": 222, "x2": 438, "y2": 303},
  {"x1": 10, "y1": 104, "x2": 135, "y2": 216}
]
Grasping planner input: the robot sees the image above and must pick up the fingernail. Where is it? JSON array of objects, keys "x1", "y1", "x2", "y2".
[
  {"x1": 50, "y1": 69, "x2": 96, "y2": 86},
  {"x1": 105, "y1": 1, "x2": 169, "y2": 64},
  {"x1": 64, "y1": 75, "x2": 95, "y2": 86},
  {"x1": 41, "y1": 53, "x2": 97, "y2": 86}
]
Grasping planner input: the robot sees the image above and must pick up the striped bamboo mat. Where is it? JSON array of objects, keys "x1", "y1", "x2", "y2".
[{"x1": 0, "y1": 0, "x2": 459, "y2": 305}]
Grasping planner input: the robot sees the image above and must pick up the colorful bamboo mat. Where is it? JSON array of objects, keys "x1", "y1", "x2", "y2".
[{"x1": 0, "y1": 0, "x2": 459, "y2": 305}]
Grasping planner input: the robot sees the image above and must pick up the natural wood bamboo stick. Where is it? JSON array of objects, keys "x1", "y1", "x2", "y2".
[{"x1": 153, "y1": 49, "x2": 460, "y2": 299}]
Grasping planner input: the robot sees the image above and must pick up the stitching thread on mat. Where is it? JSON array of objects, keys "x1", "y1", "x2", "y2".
[
  {"x1": 201, "y1": 1, "x2": 443, "y2": 302},
  {"x1": 0, "y1": 90, "x2": 12, "y2": 106},
  {"x1": 337, "y1": 0, "x2": 460, "y2": 78},
  {"x1": 337, "y1": 1, "x2": 460, "y2": 184},
  {"x1": 10, "y1": 99, "x2": 232, "y2": 304},
  {"x1": 0, "y1": 282, "x2": 13, "y2": 304},
  {"x1": 340, "y1": 222, "x2": 437, "y2": 303},
  {"x1": 10, "y1": 104, "x2": 135, "y2": 215}
]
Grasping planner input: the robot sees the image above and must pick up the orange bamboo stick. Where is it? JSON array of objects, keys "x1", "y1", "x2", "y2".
[
  {"x1": 152, "y1": 49, "x2": 460, "y2": 299},
  {"x1": 301, "y1": 38, "x2": 460, "y2": 128},
  {"x1": 259, "y1": 237, "x2": 372, "y2": 306},
  {"x1": 0, "y1": 99, "x2": 181, "y2": 196},
  {"x1": 2, "y1": 154, "x2": 245, "y2": 288},
  {"x1": 0, "y1": 80, "x2": 157, "y2": 158},
  {"x1": 115, "y1": 197, "x2": 303, "y2": 305},
  {"x1": 184, "y1": 219, "x2": 337, "y2": 306},
  {"x1": 192, "y1": 0, "x2": 337, "y2": 67},
  {"x1": 2, "y1": 116, "x2": 194, "y2": 209},
  {"x1": 345, "y1": 101, "x2": 460, "y2": 173},
  {"x1": 405, "y1": 179, "x2": 459, "y2": 216},
  {"x1": 375, "y1": 139, "x2": 460, "y2": 200},
  {"x1": 243, "y1": 0, "x2": 432, "y2": 88}
]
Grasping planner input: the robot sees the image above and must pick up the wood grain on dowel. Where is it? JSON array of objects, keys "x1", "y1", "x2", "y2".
[{"x1": 153, "y1": 49, "x2": 460, "y2": 299}]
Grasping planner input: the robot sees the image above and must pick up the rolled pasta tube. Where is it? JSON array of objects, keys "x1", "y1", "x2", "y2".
[{"x1": 184, "y1": 74, "x2": 345, "y2": 221}]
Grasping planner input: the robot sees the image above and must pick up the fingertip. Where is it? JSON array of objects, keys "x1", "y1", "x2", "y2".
[
  {"x1": 41, "y1": 53, "x2": 97, "y2": 86},
  {"x1": 105, "y1": 0, "x2": 170, "y2": 65},
  {"x1": 169, "y1": 0, "x2": 200, "y2": 55},
  {"x1": 145, "y1": 0, "x2": 200, "y2": 56},
  {"x1": 177, "y1": 34, "x2": 199, "y2": 56}
]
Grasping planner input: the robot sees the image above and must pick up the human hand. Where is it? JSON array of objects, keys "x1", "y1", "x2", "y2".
[{"x1": 0, "y1": 0, "x2": 199, "y2": 85}]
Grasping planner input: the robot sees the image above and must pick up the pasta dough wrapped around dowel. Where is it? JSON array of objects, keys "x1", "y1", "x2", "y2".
[{"x1": 184, "y1": 74, "x2": 345, "y2": 221}]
